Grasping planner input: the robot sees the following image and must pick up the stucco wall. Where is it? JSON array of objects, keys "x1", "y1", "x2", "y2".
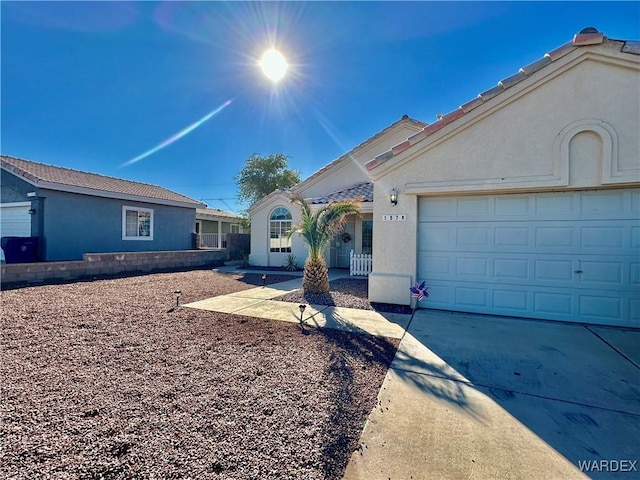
[
  {"x1": 249, "y1": 196, "x2": 311, "y2": 267},
  {"x1": 250, "y1": 122, "x2": 422, "y2": 268},
  {"x1": 301, "y1": 123, "x2": 423, "y2": 199},
  {"x1": 1, "y1": 169, "x2": 33, "y2": 203},
  {"x1": 40, "y1": 189, "x2": 196, "y2": 261},
  {"x1": 369, "y1": 49, "x2": 640, "y2": 305}
]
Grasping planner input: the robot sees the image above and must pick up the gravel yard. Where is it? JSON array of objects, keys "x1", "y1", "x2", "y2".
[
  {"x1": 274, "y1": 277, "x2": 413, "y2": 314},
  {"x1": 1, "y1": 270, "x2": 398, "y2": 479}
]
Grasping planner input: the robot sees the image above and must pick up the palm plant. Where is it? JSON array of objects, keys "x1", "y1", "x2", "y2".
[{"x1": 289, "y1": 196, "x2": 360, "y2": 293}]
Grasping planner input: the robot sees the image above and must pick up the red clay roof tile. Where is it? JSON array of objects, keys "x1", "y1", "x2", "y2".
[{"x1": 364, "y1": 31, "x2": 637, "y2": 172}]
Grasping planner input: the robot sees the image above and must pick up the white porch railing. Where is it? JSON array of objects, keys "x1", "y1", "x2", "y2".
[
  {"x1": 350, "y1": 249, "x2": 372, "y2": 276},
  {"x1": 198, "y1": 233, "x2": 227, "y2": 249}
]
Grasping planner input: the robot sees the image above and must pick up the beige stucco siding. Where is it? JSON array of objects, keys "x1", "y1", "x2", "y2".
[
  {"x1": 250, "y1": 122, "x2": 422, "y2": 268},
  {"x1": 370, "y1": 50, "x2": 640, "y2": 306},
  {"x1": 374, "y1": 58, "x2": 639, "y2": 193},
  {"x1": 301, "y1": 124, "x2": 423, "y2": 199}
]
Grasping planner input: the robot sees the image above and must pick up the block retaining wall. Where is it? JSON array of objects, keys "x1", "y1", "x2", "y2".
[{"x1": 1, "y1": 249, "x2": 228, "y2": 287}]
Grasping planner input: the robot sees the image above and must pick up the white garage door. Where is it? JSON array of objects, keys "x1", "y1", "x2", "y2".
[
  {"x1": 1, "y1": 203, "x2": 31, "y2": 237},
  {"x1": 418, "y1": 189, "x2": 639, "y2": 327}
]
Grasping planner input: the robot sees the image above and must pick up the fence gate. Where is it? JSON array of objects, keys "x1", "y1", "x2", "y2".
[{"x1": 350, "y1": 250, "x2": 372, "y2": 276}]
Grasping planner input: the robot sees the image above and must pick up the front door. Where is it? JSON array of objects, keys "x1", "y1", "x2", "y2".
[{"x1": 336, "y1": 221, "x2": 355, "y2": 268}]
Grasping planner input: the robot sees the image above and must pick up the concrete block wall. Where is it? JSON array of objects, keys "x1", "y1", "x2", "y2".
[{"x1": 1, "y1": 249, "x2": 228, "y2": 287}]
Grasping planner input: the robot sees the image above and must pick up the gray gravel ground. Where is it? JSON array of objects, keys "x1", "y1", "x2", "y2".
[
  {"x1": 1, "y1": 270, "x2": 398, "y2": 479},
  {"x1": 274, "y1": 277, "x2": 413, "y2": 314}
]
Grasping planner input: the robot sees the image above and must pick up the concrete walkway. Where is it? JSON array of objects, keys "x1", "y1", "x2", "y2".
[
  {"x1": 185, "y1": 269, "x2": 410, "y2": 340},
  {"x1": 184, "y1": 274, "x2": 640, "y2": 480}
]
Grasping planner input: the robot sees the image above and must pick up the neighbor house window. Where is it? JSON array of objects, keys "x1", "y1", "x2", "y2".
[
  {"x1": 269, "y1": 207, "x2": 292, "y2": 252},
  {"x1": 231, "y1": 224, "x2": 240, "y2": 233},
  {"x1": 122, "y1": 206, "x2": 154, "y2": 240}
]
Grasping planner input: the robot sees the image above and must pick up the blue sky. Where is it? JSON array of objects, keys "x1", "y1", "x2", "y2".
[{"x1": 2, "y1": 1, "x2": 638, "y2": 214}]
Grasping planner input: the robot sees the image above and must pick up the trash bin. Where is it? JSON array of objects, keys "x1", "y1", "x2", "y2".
[{"x1": 1, "y1": 236, "x2": 39, "y2": 264}]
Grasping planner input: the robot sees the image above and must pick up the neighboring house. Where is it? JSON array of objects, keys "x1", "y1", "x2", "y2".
[
  {"x1": 195, "y1": 208, "x2": 246, "y2": 249},
  {"x1": 1, "y1": 155, "x2": 205, "y2": 261},
  {"x1": 248, "y1": 115, "x2": 426, "y2": 269},
  {"x1": 365, "y1": 29, "x2": 639, "y2": 327}
]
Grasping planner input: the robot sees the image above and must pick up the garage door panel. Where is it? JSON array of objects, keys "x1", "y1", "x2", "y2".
[
  {"x1": 418, "y1": 198, "x2": 456, "y2": 220},
  {"x1": 457, "y1": 227, "x2": 490, "y2": 247},
  {"x1": 534, "y1": 291, "x2": 573, "y2": 316},
  {"x1": 456, "y1": 257, "x2": 489, "y2": 278},
  {"x1": 455, "y1": 287, "x2": 488, "y2": 307},
  {"x1": 535, "y1": 227, "x2": 575, "y2": 248},
  {"x1": 418, "y1": 190, "x2": 639, "y2": 326},
  {"x1": 580, "y1": 260, "x2": 623, "y2": 285},
  {"x1": 631, "y1": 263, "x2": 640, "y2": 285},
  {"x1": 534, "y1": 259, "x2": 574, "y2": 282},
  {"x1": 495, "y1": 195, "x2": 530, "y2": 215},
  {"x1": 631, "y1": 190, "x2": 640, "y2": 213},
  {"x1": 631, "y1": 299, "x2": 640, "y2": 321},
  {"x1": 536, "y1": 193, "x2": 576, "y2": 216},
  {"x1": 580, "y1": 226, "x2": 624, "y2": 248},
  {"x1": 632, "y1": 227, "x2": 640, "y2": 248},
  {"x1": 493, "y1": 289, "x2": 529, "y2": 311},
  {"x1": 494, "y1": 258, "x2": 529, "y2": 280},
  {"x1": 581, "y1": 190, "x2": 625, "y2": 214},
  {"x1": 418, "y1": 224, "x2": 452, "y2": 246},
  {"x1": 579, "y1": 295, "x2": 622, "y2": 321},
  {"x1": 1, "y1": 204, "x2": 31, "y2": 237},
  {"x1": 495, "y1": 227, "x2": 530, "y2": 247}
]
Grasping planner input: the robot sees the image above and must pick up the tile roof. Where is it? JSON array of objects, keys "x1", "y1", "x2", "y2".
[
  {"x1": 1, "y1": 155, "x2": 203, "y2": 207},
  {"x1": 366, "y1": 29, "x2": 639, "y2": 172},
  {"x1": 196, "y1": 207, "x2": 239, "y2": 219},
  {"x1": 309, "y1": 181, "x2": 373, "y2": 204},
  {"x1": 248, "y1": 115, "x2": 425, "y2": 212}
]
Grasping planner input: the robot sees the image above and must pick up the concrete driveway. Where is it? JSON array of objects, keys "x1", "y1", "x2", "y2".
[{"x1": 344, "y1": 310, "x2": 640, "y2": 480}]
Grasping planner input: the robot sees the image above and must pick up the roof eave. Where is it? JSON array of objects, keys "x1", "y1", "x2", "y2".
[
  {"x1": 366, "y1": 39, "x2": 639, "y2": 179},
  {"x1": 37, "y1": 181, "x2": 204, "y2": 209}
]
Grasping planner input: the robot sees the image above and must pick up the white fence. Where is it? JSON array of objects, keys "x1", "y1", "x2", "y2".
[
  {"x1": 350, "y1": 250, "x2": 372, "y2": 276},
  {"x1": 198, "y1": 233, "x2": 227, "y2": 249}
]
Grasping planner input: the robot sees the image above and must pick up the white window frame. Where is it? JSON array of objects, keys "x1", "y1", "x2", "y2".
[
  {"x1": 231, "y1": 224, "x2": 240, "y2": 233},
  {"x1": 269, "y1": 207, "x2": 292, "y2": 253},
  {"x1": 122, "y1": 206, "x2": 154, "y2": 241}
]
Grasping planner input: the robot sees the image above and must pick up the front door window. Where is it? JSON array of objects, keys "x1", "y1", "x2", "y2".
[{"x1": 362, "y1": 220, "x2": 373, "y2": 255}]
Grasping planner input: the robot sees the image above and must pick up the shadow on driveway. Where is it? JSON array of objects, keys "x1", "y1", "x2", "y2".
[{"x1": 383, "y1": 309, "x2": 640, "y2": 479}]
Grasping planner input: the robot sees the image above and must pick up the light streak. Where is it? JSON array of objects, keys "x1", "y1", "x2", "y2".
[{"x1": 121, "y1": 98, "x2": 233, "y2": 167}]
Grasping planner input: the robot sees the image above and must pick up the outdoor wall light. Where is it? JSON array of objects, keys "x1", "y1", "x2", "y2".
[
  {"x1": 28, "y1": 208, "x2": 36, "y2": 215},
  {"x1": 173, "y1": 290, "x2": 182, "y2": 307},
  {"x1": 390, "y1": 188, "x2": 398, "y2": 206},
  {"x1": 262, "y1": 273, "x2": 267, "y2": 286}
]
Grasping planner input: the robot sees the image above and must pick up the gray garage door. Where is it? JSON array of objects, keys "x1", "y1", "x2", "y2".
[{"x1": 418, "y1": 189, "x2": 639, "y2": 327}]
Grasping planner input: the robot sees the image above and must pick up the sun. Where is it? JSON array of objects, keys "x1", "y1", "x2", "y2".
[{"x1": 259, "y1": 49, "x2": 288, "y2": 82}]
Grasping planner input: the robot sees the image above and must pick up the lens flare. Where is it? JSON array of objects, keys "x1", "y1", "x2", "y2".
[{"x1": 121, "y1": 98, "x2": 233, "y2": 167}]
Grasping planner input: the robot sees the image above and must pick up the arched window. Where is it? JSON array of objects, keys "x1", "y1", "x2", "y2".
[{"x1": 269, "y1": 207, "x2": 292, "y2": 253}]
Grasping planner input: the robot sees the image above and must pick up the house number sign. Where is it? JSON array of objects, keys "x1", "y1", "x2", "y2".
[{"x1": 382, "y1": 214, "x2": 406, "y2": 221}]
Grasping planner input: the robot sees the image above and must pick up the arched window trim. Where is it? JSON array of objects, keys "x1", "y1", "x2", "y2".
[{"x1": 269, "y1": 206, "x2": 292, "y2": 253}]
